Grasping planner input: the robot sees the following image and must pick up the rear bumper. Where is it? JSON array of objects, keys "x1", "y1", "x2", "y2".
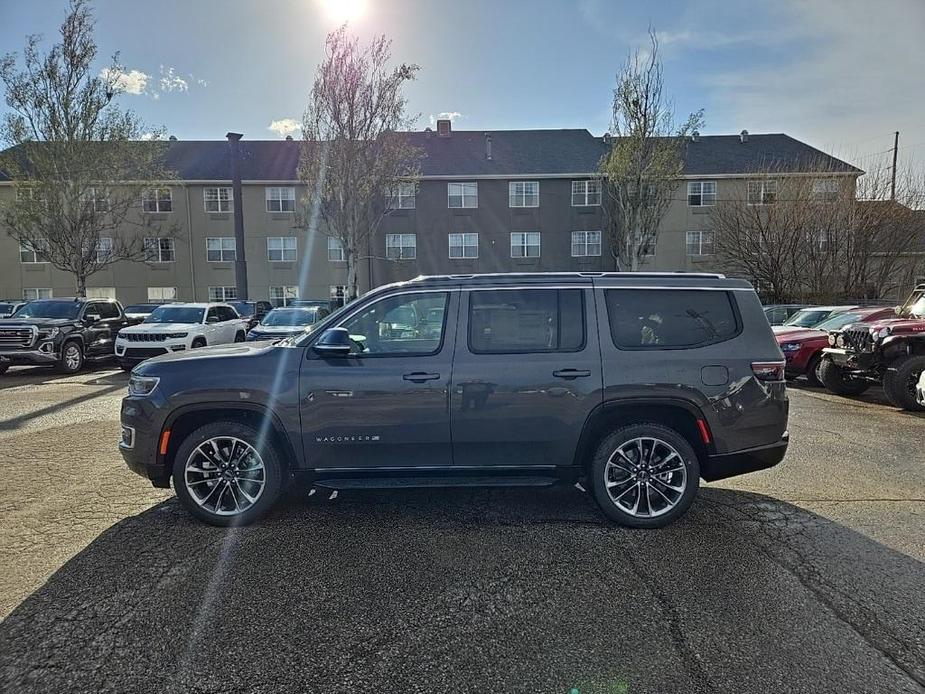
[{"x1": 701, "y1": 433, "x2": 789, "y2": 482}]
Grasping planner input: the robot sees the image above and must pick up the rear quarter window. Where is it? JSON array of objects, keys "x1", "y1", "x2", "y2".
[
  {"x1": 605, "y1": 289, "x2": 740, "y2": 350},
  {"x1": 469, "y1": 289, "x2": 585, "y2": 354}
]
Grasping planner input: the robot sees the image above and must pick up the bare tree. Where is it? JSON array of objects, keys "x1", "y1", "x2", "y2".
[
  {"x1": 600, "y1": 30, "x2": 704, "y2": 271},
  {"x1": 711, "y1": 162, "x2": 924, "y2": 302},
  {"x1": 299, "y1": 26, "x2": 423, "y2": 300},
  {"x1": 0, "y1": 0, "x2": 174, "y2": 297}
]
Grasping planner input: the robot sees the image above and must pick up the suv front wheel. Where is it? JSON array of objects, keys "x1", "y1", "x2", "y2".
[
  {"x1": 883, "y1": 355, "x2": 925, "y2": 411},
  {"x1": 590, "y1": 423, "x2": 700, "y2": 529},
  {"x1": 172, "y1": 420, "x2": 285, "y2": 526},
  {"x1": 819, "y1": 359, "x2": 870, "y2": 396}
]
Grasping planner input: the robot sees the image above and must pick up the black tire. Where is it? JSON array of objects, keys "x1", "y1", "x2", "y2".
[
  {"x1": 819, "y1": 358, "x2": 870, "y2": 396},
  {"x1": 56, "y1": 340, "x2": 84, "y2": 374},
  {"x1": 883, "y1": 355, "x2": 925, "y2": 412},
  {"x1": 805, "y1": 353, "x2": 825, "y2": 387},
  {"x1": 191, "y1": 337, "x2": 207, "y2": 348},
  {"x1": 589, "y1": 422, "x2": 700, "y2": 529},
  {"x1": 234, "y1": 331, "x2": 246, "y2": 343},
  {"x1": 172, "y1": 420, "x2": 285, "y2": 527}
]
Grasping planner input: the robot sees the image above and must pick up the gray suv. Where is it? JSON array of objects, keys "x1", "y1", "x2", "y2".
[{"x1": 119, "y1": 273, "x2": 789, "y2": 528}]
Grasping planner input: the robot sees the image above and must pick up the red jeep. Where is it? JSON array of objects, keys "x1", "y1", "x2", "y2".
[
  {"x1": 776, "y1": 306, "x2": 897, "y2": 386},
  {"x1": 820, "y1": 284, "x2": 925, "y2": 410}
]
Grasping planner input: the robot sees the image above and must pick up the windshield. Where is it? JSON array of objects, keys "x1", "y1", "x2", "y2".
[
  {"x1": 13, "y1": 301, "x2": 81, "y2": 319},
  {"x1": 261, "y1": 308, "x2": 319, "y2": 326},
  {"x1": 144, "y1": 306, "x2": 205, "y2": 324},
  {"x1": 230, "y1": 302, "x2": 254, "y2": 316},
  {"x1": 904, "y1": 294, "x2": 925, "y2": 318},
  {"x1": 124, "y1": 304, "x2": 157, "y2": 313},
  {"x1": 783, "y1": 309, "x2": 834, "y2": 328},
  {"x1": 813, "y1": 312, "x2": 868, "y2": 331},
  {"x1": 0, "y1": 303, "x2": 18, "y2": 315}
]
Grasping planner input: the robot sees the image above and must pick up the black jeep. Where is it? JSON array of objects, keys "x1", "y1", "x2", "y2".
[{"x1": 119, "y1": 273, "x2": 789, "y2": 528}]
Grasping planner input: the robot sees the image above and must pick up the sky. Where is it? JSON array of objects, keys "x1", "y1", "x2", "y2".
[{"x1": 1, "y1": 0, "x2": 924, "y2": 176}]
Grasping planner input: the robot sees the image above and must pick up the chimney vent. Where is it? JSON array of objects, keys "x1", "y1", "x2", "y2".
[
  {"x1": 691, "y1": 131, "x2": 700, "y2": 142},
  {"x1": 168, "y1": 135, "x2": 177, "y2": 142},
  {"x1": 484, "y1": 132, "x2": 492, "y2": 160},
  {"x1": 602, "y1": 132, "x2": 612, "y2": 144},
  {"x1": 740, "y1": 129, "x2": 749, "y2": 143},
  {"x1": 285, "y1": 134, "x2": 293, "y2": 141},
  {"x1": 436, "y1": 119, "x2": 451, "y2": 137}
]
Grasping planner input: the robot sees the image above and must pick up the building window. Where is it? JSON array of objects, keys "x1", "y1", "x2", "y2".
[
  {"x1": 23, "y1": 288, "x2": 52, "y2": 301},
  {"x1": 19, "y1": 239, "x2": 48, "y2": 264},
  {"x1": 208, "y1": 286, "x2": 238, "y2": 302},
  {"x1": 449, "y1": 232, "x2": 478, "y2": 258},
  {"x1": 686, "y1": 230, "x2": 715, "y2": 256},
  {"x1": 571, "y1": 231, "x2": 601, "y2": 257},
  {"x1": 330, "y1": 285, "x2": 347, "y2": 307},
  {"x1": 96, "y1": 237, "x2": 113, "y2": 263},
  {"x1": 509, "y1": 181, "x2": 539, "y2": 208},
  {"x1": 87, "y1": 187, "x2": 109, "y2": 213},
  {"x1": 269, "y1": 286, "x2": 300, "y2": 307},
  {"x1": 266, "y1": 186, "x2": 295, "y2": 212},
  {"x1": 387, "y1": 181, "x2": 416, "y2": 209},
  {"x1": 571, "y1": 179, "x2": 602, "y2": 206},
  {"x1": 327, "y1": 237, "x2": 345, "y2": 261},
  {"x1": 85, "y1": 287, "x2": 115, "y2": 299},
  {"x1": 812, "y1": 178, "x2": 839, "y2": 202},
  {"x1": 448, "y1": 182, "x2": 478, "y2": 208},
  {"x1": 204, "y1": 187, "x2": 233, "y2": 212},
  {"x1": 206, "y1": 237, "x2": 237, "y2": 262},
  {"x1": 142, "y1": 188, "x2": 172, "y2": 213},
  {"x1": 147, "y1": 287, "x2": 177, "y2": 302},
  {"x1": 386, "y1": 233, "x2": 417, "y2": 260},
  {"x1": 144, "y1": 237, "x2": 175, "y2": 262},
  {"x1": 747, "y1": 180, "x2": 778, "y2": 205},
  {"x1": 511, "y1": 232, "x2": 541, "y2": 258},
  {"x1": 267, "y1": 236, "x2": 297, "y2": 262},
  {"x1": 687, "y1": 181, "x2": 716, "y2": 207},
  {"x1": 640, "y1": 237, "x2": 656, "y2": 257}
]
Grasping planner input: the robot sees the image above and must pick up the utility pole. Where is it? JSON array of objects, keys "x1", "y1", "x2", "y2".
[
  {"x1": 891, "y1": 130, "x2": 899, "y2": 201},
  {"x1": 227, "y1": 132, "x2": 248, "y2": 300}
]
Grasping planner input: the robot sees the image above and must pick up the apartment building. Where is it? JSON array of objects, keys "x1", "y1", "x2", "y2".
[{"x1": 0, "y1": 124, "x2": 861, "y2": 304}]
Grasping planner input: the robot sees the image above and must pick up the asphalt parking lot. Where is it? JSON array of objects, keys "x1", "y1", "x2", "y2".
[{"x1": 0, "y1": 366, "x2": 923, "y2": 694}]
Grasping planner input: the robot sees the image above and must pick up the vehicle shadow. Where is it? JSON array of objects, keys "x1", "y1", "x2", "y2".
[
  {"x1": 1, "y1": 486, "x2": 923, "y2": 694},
  {"x1": 789, "y1": 381, "x2": 925, "y2": 419},
  {"x1": 0, "y1": 380, "x2": 125, "y2": 431}
]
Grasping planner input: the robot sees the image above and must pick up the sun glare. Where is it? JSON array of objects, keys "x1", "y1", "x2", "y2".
[{"x1": 319, "y1": 0, "x2": 367, "y2": 23}]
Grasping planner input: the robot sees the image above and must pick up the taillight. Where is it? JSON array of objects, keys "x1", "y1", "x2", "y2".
[{"x1": 752, "y1": 361, "x2": 785, "y2": 382}]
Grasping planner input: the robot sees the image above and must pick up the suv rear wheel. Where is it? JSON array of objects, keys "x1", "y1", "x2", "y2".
[
  {"x1": 819, "y1": 359, "x2": 870, "y2": 396},
  {"x1": 589, "y1": 423, "x2": 700, "y2": 529},
  {"x1": 172, "y1": 420, "x2": 285, "y2": 526},
  {"x1": 883, "y1": 355, "x2": 925, "y2": 412}
]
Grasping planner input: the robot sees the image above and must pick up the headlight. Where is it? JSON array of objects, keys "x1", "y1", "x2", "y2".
[
  {"x1": 875, "y1": 326, "x2": 891, "y2": 340},
  {"x1": 827, "y1": 333, "x2": 836, "y2": 346},
  {"x1": 128, "y1": 375, "x2": 160, "y2": 397},
  {"x1": 836, "y1": 334, "x2": 846, "y2": 348},
  {"x1": 165, "y1": 332, "x2": 188, "y2": 339},
  {"x1": 780, "y1": 342, "x2": 801, "y2": 352},
  {"x1": 39, "y1": 327, "x2": 60, "y2": 340}
]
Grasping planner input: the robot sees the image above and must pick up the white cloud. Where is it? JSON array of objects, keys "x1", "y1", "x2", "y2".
[
  {"x1": 139, "y1": 132, "x2": 157, "y2": 141},
  {"x1": 268, "y1": 118, "x2": 302, "y2": 138},
  {"x1": 159, "y1": 66, "x2": 189, "y2": 93},
  {"x1": 428, "y1": 111, "x2": 463, "y2": 127},
  {"x1": 100, "y1": 67, "x2": 149, "y2": 95}
]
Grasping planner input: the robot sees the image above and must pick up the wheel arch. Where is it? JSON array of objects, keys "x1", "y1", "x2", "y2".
[
  {"x1": 160, "y1": 403, "x2": 299, "y2": 474},
  {"x1": 573, "y1": 398, "x2": 712, "y2": 474}
]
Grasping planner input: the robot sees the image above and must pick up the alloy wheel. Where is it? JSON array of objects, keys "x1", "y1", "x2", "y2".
[
  {"x1": 183, "y1": 436, "x2": 266, "y2": 516},
  {"x1": 63, "y1": 344, "x2": 82, "y2": 371},
  {"x1": 603, "y1": 437, "x2": 688, "y2": 518}
]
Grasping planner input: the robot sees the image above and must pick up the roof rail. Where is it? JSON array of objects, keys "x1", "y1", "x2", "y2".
[{"x1": 411, "y1": 271, "x2": 727, "y2": 281}]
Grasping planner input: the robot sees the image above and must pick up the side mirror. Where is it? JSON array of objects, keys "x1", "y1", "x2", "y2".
[
  {"x1": 84, "y1": 312, "x2": 101, "y2": 323},
  {"x1": 312, "y1": 327, "x2": 352, "y2": 356},
  {"x1": 207, "y1": 315, "x2": 220, "y2": 324}
]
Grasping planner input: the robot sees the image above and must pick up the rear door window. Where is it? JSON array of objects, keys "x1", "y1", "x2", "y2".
[
  {"x1": 605, "y1": 289, "x2": 739, "y2": 349},
  {"x1": 468, "y1": 289, "x2": 585, "y2": 354}
]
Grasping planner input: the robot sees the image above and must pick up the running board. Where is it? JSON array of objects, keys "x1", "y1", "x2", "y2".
[{"x1": 313, "y1": 475, "x2": 559, "y2": 490}]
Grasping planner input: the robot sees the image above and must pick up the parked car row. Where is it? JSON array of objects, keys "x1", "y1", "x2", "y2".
[
  {"x1": 0, "y1": 296, "x2": 331, "y2": 375},
  {"x1": 765, "y1": 285, "x2": 925, "y2": 410}
]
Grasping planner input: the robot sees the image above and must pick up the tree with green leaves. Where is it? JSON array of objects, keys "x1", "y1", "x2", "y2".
[
  {"x1": 0, "y1": 0, "x2": 173, "y2": 297},
  {"x1": 299, "y1": 26, "x2": 423, "y2": 300},
  {"x1": 600, "y1": 31, "x2": 704, "y2": 271}
]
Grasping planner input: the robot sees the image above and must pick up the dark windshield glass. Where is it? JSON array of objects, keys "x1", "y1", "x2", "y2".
[
  {"x1": 124, "y1": 304, "x2": 157, "y2": 313},
  {"x1": 230, "y1": 302, "x2": 255, "y2": 316},
  {"x1": 14, "y1": 301, "x2": 81, "y2": 319},
  {"x1": 813, "y1": 312, "x2": 866, "y2": 331},
  {"x1": 145, "y1": 306, "x2": 205, "y2": 324},
  {"x1": 783, "y1": 309, "x2": 832, "y2": 328},
  {"x1": 262, "y1": 308, "x2": 318, "y2": 326}
]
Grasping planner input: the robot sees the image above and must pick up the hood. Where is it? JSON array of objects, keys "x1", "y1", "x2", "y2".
[
  {"x1": 121, "y1": 322, "x2": 197, "y2": 333},
  {"x1": 775, "y1": 328, "x2": 825, "y2": 344},
  {"x1": 0, "y1": 317, "x2": 79, "y2": 328},
  {"x1": 250, "y1": 325, "x2": 307, "y2": 335},
  {"x1": 857, "y1": 317, "x2": 925, "y2": 333},
  {"x1": 135, "y1": 341, "x2": 277, "y2": 369},
  {"x1": 772, "y1": 325, "x2": 808, "y2": 335}
]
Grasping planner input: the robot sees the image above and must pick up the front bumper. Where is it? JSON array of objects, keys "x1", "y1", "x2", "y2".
[
  {"x1": 0, "y1": 346, "x2": 59, "y2": 364},
  {"x1": 119, "y1": 396, "x2": 171, "y2": 487},
  {"x1": 701, "y1": 433, "x2": 789, "y2": 482},
  {"x1": 115, "y1": 339, "x2": 187, "y2": 364}
]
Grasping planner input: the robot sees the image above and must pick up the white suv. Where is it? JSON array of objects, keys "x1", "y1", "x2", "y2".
[{"x1": 115, "y1": 302, "x2": 248, "y2": 370}]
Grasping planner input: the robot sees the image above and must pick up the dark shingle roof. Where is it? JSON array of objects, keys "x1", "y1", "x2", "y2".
[{"x1": 1, "y1": 130, "x2": 861, "y2": 181}]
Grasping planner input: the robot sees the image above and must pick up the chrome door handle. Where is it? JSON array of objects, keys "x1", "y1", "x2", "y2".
[
  {"x1": 553, "y1": 369, "x2": 591, "y2": 379},
  {"x1": 403, "y1": 372, "x2": 440, "y2": 382}
]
